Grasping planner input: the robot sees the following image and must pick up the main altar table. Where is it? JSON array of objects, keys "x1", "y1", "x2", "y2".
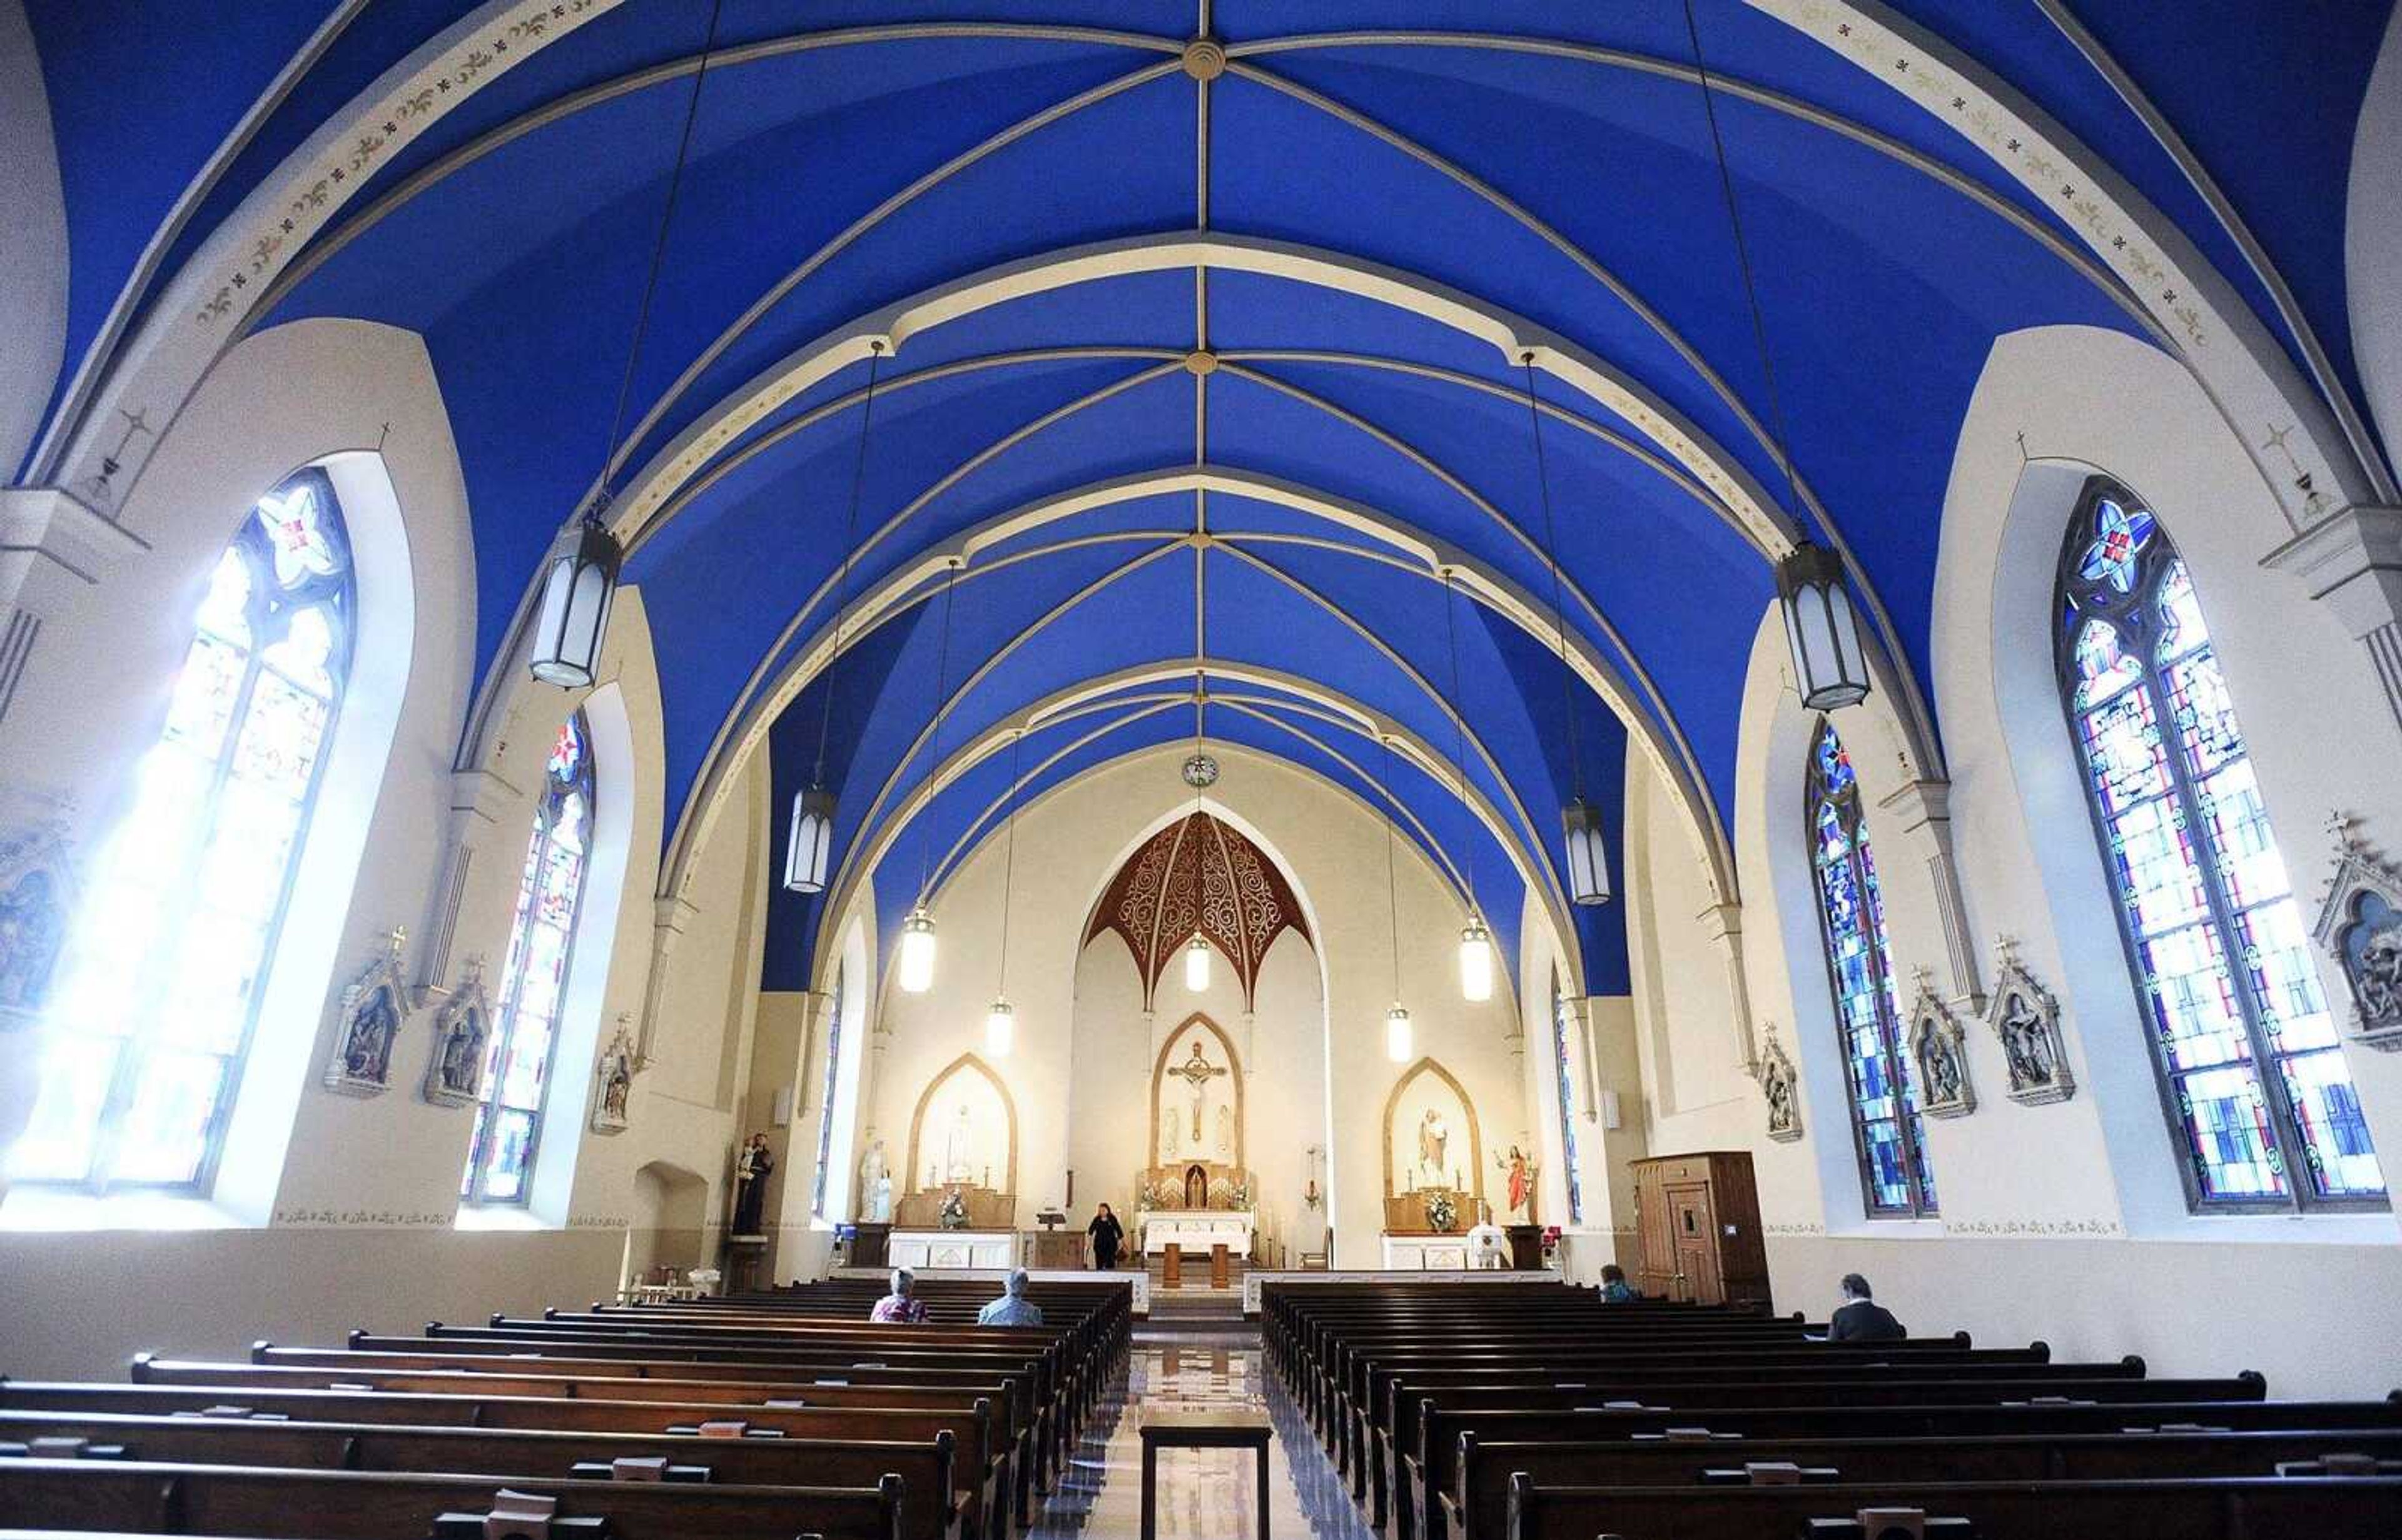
[
  {"x1": 1140, "y1": 1210, "x2": 1253, "y2": 1258},
  {"x1": 888, "y1": 1228, "x2": 1019, "y2": 1270}
]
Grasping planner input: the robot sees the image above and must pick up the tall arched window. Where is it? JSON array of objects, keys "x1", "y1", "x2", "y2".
[
  {"x1": 460, "y1": 712, "x2": 596, "y2": 1207},
  {"x1": 810, "y1": 960, "x2": 847, "y2": 1218},
  {"x1": 1807, "y1": 718, "x2": 1938, "y2": 1216},
  {"x1": 1550, "y1": 975, "x2": 1584, "y2": 1224},
  {"x1": 2056, "y1": 480, "x2": 2384, "y2": 1210},
  {"x1": 9, "y1": 473, "x2": 353, "y2": 1193}
]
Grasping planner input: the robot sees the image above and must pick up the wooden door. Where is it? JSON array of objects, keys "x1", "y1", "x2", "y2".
[{"x1": 1666, "y1": 1181, "x2": 1724, "y2": 1304}]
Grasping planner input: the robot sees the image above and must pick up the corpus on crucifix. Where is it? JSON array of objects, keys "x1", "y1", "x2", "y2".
[{"x1": 1172, "y1": 1040, "x2": 1227, "y2": 1148}]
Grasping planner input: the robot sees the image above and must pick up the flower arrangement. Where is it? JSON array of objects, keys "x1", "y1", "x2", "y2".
[
  {"x1": 937, "y1": 1188, "x2": 969, "y2": 1230},
  {"x1": 1423, "y1": 1190, "x2": 1459, "y2": 1232}
]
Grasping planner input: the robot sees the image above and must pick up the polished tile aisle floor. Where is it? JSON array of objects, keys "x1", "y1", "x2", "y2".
[{"x1": 1031, "y1": 1330, "x2": 1376, "y2": 1539}]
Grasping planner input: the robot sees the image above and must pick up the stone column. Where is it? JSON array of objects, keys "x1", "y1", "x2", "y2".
[
  {"x1": 1875, "y1": 776, "x2": 1985, "y2": 1011},
  {"x1": 1696, "y1": 901, "x2": 1757, "y2": 1070}
]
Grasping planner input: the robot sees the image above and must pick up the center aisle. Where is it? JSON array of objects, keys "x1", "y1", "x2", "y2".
[{"x1": 1031, "y1": 1327, "x2": 1374, "y2": 1540}]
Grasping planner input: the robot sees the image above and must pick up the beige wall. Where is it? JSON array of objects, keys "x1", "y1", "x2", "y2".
[{"x1": 861, "y1": 746, "x2": 1530, "y2": 1269}]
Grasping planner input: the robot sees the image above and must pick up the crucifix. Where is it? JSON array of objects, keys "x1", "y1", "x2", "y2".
[{"x1": 1172, "y1": 1041, "x2": 1227, "y2": 1145}]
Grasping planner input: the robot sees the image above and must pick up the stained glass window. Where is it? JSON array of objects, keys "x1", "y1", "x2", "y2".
[
  {"x1": 1807, "y1": 719, "x2": 1938, "y2": 1216},
  {"x1": 9, "y1": 473, "x2": 353, "y2": 1193},
  {"x1": 811, "y1": 961, "x2": 846, "y2": 1218},
  {"x1": 460, "y1": 713, "x2": 596, "y2": 1207},
  {"x1": 1551, "y1": 976, "x2": 1584, "y2": 1225},
  {"x1": 2055, "y1": 480, "x2": 2384, "y2": 1208}
]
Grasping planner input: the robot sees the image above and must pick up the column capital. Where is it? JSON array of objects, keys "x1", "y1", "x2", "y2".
[
  {"x1": 0, "y1": 485, "x2": 148, "y2": 621},
  {"x1": 1875, "y1": 776, "x2": 1954, "y2": 834},
  {"x1": 2261, "y1": 502, "x2": 2402, "y2": 640},
  {"x1": 447, "y1": 767, "x2": 525, "y2": 828}
]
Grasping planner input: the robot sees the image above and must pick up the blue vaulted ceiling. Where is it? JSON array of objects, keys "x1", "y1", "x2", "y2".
[{"x1": 20, "y1": 1, "x2": 2398, "y2": 995}]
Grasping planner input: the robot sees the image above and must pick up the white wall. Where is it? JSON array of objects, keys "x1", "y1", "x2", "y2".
[
  {"x1": 0, "y1": 319, "x2": 773, "y2": 1374},
  {"x1": 1617, "y1": 323, "x2": 2402, "y2": 1399}
]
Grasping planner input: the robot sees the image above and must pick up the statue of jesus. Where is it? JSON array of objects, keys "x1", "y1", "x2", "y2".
[{"x1": 942, "y1": 1102, "x2": 975, "y2": 1182}]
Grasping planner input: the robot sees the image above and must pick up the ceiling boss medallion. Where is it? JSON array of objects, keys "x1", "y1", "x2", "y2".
[
  {"x1": 1182, "y1": 752, "x2": 1220, "y2": 789},
  {"x1": 1181, "y1": 38, "x2": 1227, "y2": 83}
]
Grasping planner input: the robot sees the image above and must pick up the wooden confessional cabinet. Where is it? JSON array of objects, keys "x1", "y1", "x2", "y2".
[{"x1": 1629, "y1": 1150, "x2": 1770, "y2": 1310}]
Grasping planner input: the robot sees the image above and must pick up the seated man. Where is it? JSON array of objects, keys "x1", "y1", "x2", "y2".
[
  {"x1": 1825, "y1": 1272, "x2": 1906, "y2": 1342},
  {"x1": 869, "y1": 1266, "x2": 930, "y2": 1324},
  {"x1": 1598, "y1": 1263, "x2": 1639, "y2": 1303},
  {"x1": 976, "y1": 1267, "x2": 1045, "y2": 1326}
]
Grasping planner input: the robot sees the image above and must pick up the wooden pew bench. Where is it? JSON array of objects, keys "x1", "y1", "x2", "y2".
[
  {"x1": 1501, "y1": 1471, "x2": 2402, "y2": 1540},
  {"x1": 11, "y1": 1377, "x2": 1010, "y2": 1540},
  {"x1": 0, "y1": 1459, "x2": 906, "y2": 1540},
  {"x1": 1447, "y1": 1428, "x2": 2402, "y2": 1540},
  {"x1": 0, "y1": 1411, "x2": 965, "y2": 1540}
]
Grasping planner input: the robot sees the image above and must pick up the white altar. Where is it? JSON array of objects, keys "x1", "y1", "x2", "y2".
[
  {"x1": 1382, "y1": 1234, "x2": 1474, "y2": 1270},
  {"x1": 1140, "y1": 1210, "x2": 1254, "y2": 1258},
  {"x1": 888, "y1": 1228, "x2": 1020, "y2": 1271}
]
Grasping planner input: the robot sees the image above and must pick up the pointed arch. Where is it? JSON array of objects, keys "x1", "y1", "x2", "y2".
[
  {"x1": 903, "y1": 1051, "x2": 1018, "y2": 1200},
  {"x1": 1148, "y1": 1013, "x2": 1245, "y2": 1173},
  {"x1": 1381, "y1": 1055, "x2": 1484, "y2": 1210}
]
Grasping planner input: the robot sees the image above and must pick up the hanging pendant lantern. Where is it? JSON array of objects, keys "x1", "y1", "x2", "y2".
[
  {"x1": 783, "y1": 786, "x2": 837, "y2": 894},
  {"x1": 898, "y1": 906, "x2": 938, "y2": 994},
  {"x1": 528, "y1": 521, "x2": 622, "y2": 688},
  {"x1": 1184, "y1": 933, "x2": 1213, "y2": 992},
  {"x1": 1563, "y1": 798, "x2": 1613, "y2": 906},
  {"x1": 1776, "y1": 543, "x2": 1870, "y2": 711},
  {"x1": 985, "y1": 997, "x2": 1015, "y2": 1057},
  {"x1": 1386, "y1": 1004, "x2": 1414, "y2": 1063},
  {"x1": 1457, "y1": 915, "x2": 1494, "y2": 1003}
]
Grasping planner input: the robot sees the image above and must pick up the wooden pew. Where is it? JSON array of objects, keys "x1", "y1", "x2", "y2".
[
  {"x1": 1502, "y1": 1470, "x2": 2402, "y2": 1540},
  {"x1": 0, "y1": 1458, "x2": 905, "y2": 1540},
  {"x1": 1407, "y1": 1390, "x2": 2402, "y2": 1540},
  {"x1": 1447, "y1": 1428, "x2": 2402, "y2": 1540},
  {"x1": 103, "y1": 1364, "x2": 1018, "y2": 1527},
  {"x1": 0, "y1": 1411, "x2": 965, "y2": 1540}
]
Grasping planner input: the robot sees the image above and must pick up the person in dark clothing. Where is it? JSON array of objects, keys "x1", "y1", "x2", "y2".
[
  {"x1": 1088, "y1": 1203, "x2": 1125, "y2": 1270},
  {"x1": 1598, "y1": 1264, "x2": 1639, "y2": 1303},
  {"x1": 1826, "y1": 1272, "x2": 1907, "y2": 1342}
]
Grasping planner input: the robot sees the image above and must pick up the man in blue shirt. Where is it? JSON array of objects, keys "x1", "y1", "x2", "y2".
[{"x1": 977, "y1": 1267, "x2": 1045, "y2": 1327}]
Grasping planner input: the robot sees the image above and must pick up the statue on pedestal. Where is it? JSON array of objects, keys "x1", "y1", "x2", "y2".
[
  {"x1": 731, "y1": 1133, "x2": 773, "y2": 1235},
  {"x1": 859, "y1": 1138, "x2": 891, "y2": 1222}
]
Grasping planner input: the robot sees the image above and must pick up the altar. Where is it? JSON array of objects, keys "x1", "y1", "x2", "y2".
[
  {"x1": 888, "y1": 1229, "x2": 1020, "y2": 1271},
  {"x1": 1140, "y1": 1210, "x2": 1255, "y2": 1259}
]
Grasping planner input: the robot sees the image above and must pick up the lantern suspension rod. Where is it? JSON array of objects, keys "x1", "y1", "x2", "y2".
[
  {"x1": 1679, "y1": 0, "x2": 1808, "y2": 537},
  {"x1": 813, "y1": 342, "x2": 886, "y2": 785},
  {"x1": 915, "y1": 562, "x2": 962, "y2": 906},
  {"x1": 995, "y1": 729, "x2": 1022, "y2": 993},
  {"x1": 587, "y1": 0, "x2": 726, "y2": 524},
  {"x1": 1521, "y1": 353, "x2": 1583, "y2": 802}
]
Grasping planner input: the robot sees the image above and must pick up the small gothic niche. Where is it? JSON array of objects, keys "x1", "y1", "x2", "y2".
[
  {"x1": 2311, "y1": 815, "x2": 2402, "y2": 1053},
  {"x1": 1984, "y1": 939, "x2": 2075, "y2": 1105},
  {"x1": 590, "y1": 1016, "x2": 641, "y2": 1134},
  {"x1": 323, "y1": 928, "x2": 408, "y2": 1097},
  {"x1": 1906, "y1": 970, "x2": 1975, "y2": 1119},
  {"x1": 1755, "y1": 1025, "x2": 1803, "y2": 1143},
  {"x1": 421, "y1": 956, "x2": 492, "y2": 1108}
]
